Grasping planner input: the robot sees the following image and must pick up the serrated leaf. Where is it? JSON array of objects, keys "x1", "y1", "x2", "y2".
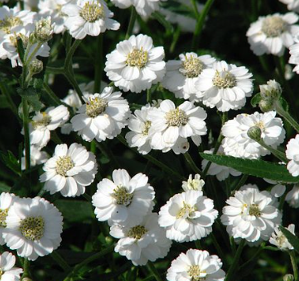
[
  {"x1": 199, "y1": 153, "x2": 299, "y2": 183},
  {"x1": 251, "y1": 93, "x2": 261, "y2": 107},
  {"x1": 279, "y1": 226, "x2": 299, "y2": 254},
  {"x1": 0, "y1": 151, "x2": 21, "y2": 176}
]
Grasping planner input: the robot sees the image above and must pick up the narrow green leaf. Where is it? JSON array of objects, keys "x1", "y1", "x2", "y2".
[
  {"x1": 250, "y1": 93, "x2": 261, "y2": 107},
  {"x1": 199, "y1": 153, "x2": 299, "y2": 183},
  {"x1": 17, "y1": 38, "x2": 25, "y2": 63},
  {"x1": 0, "y1": 182, "x2": 11, "y2": 192},
  {"x1": 279, "y1": 226, "x2": 299, "y2": 254},
  {"x1": 0, "y1": 151, "x2": 21, "y2": 176}
]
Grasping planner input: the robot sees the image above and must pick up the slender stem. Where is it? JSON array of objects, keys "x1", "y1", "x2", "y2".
[
  {"x1": 51, "y1": 251, "x2": 72, "y2": 272},
  {"x1": 126, "y1": 7, "x2": 137, "y2": 39},
  {"x1": 225, "y1": 239, "x2": 246, "y2": 281},
  {"x1": 43, "y1": 82, "x2": 71, "y2": 108},
  {"x1": 184, "y1": 152, "x2": 202, "y2": 175},
  {"x1": 90, "y1": 140, "x2": 96, "y2": 154},
  {"x1": 275, "y1": 101, "x2": 299, "y2": 133},
  {"x1": 289, "y1": 251, "x2": 299, "y2": 281},
  {"x1": 22, "y1": 98, "x2": 31, "y2": 170},
  {"x1": 25, "y1": 42, "x2": 43, "y2": 66},
  {"x1": 191, "y1": 0, "x2": 200, "y2": 18},
  {"x1": 64, "y1": 39, "x2": 81, "y2": 69},
  {"x1": 94, "y1": 34, "x2": 103, "y2": 93},
  {"x1": 147, "y1": 261, "x2": 163, "y2": 281},
  {"x1": 231, "y1": 174, "x2": 248, "y2": 192},
  {"x1": 64, "y1": 70, "x2": 84, "y2": 103},
  {"x1": 239, "y1": 245, "x2": 264, "y2": 271},
  {"x1": 83, "y1": 193, "x2": 92, "y2": 202},
  {"x1": 147, "y1": 88, "x2": 151, "y2": 103},
  {"x1": 22, "y1": 258, "x2": 30, "y2": 279},
  {"x1": 192, "y1": 0, "x2": 215, "y2": 50}
]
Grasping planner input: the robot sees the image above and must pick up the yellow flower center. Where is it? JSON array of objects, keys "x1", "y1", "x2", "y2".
[
  {"x1": 113, "y1": 186, "x2": 133, "y2": 206},
  {"x1": 249, "y1": 204, "x2": 261, "y2": 217},
  {"x1": 261, "y1": 16, "x2": 286, "y2": 37},
  {"x1": 19, "y1": 216, "x2": 45, "y2": 241},
  {"x1": 126, "y1": 48, "x2": 148, "y2": 69},
  {"x1": 31, "y1": 112, "x2": 51, "y2": 129},
  {"x1": 180, "y1": 55, "x2": 204, "y2": 78},
  {"x1": 212, "y1": 70, "x2": 236, "y2": 88},
  {"x1": 80, "y1": 2, "x2": 105, "y2": 22},
  {"x1": 188, "y1": 265, "x2": 207, "y2": 281},
  {"x1": 0, "y1": 208, "x2": 8, "y2": 227},
  {"x1": 142, "y1": 121, "x2": 151, "y2": 136},
  {"x1": 86, "y1": 97, "x2": 107, "y2": 118},
  {"x1": 166, "y1": 108, "x2": 189, "y2": 127},
  {"x1": 56, "y1": 156, "x2": 74, "y2": 177},
  {"x1": 127, "y1": 225, "x2": 147, "y2": 240},
  {"x1": 0, "y1": 16, "x2": 22, "y2": 34},
  {"x1": 176, "y1": 201, "x2": 197, "y2": 219}
]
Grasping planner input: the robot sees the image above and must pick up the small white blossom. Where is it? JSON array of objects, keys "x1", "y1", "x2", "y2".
[
  {"x1": 246, "y1": 13, "x2": 299, "y2": 56},
  {"x1": 286, "y1": 185, "x2": 299, "y2": 208},
  {"x1": 279, "y1": 0, "x2": 299, "y2": 12},
  {"x1": 221, "y1": 184, "x2": 282, "y2": 244},
  {"x1": 110, "y1": 212, "x2": 171, "y2": 266},
  {"x1": 286, "y1": 134, "x2": 299, "y2": 176},
  {"x1": 40, "y1": 143, "x2": 97, "y2": 197},
  {"x1": 167, "y1": 249, "x2": 225, "y2": 281},
  {"x1": 158, "y1": 190, "x2": 218, "y2": 242},
  {"x1": 195, "y1": 60, "x2": 253, "y2": 112},
  {"x1": 105, "y1": 34, "x2": 166, "y2": 93},
  {"x1": 182, "y1": 174, "x2": 205, "y2": 191},
  {"x1": 92, "y1": 169, "x2": 155, "y2": 227},
  {"x1": 269, "y1": 224, "x2": 295, "y2": 250},
  {"x1": 3, "y1": 197, "x2": 63, "y2": 261},
  {"x1": 21, "y1": 145, "x2": 49, "y2": 170},
  {"x1": 0, "y1": 252, "x2": 23, "y2": 281},
  {"x1": 71, "y1": 87, "x2": 130, "y2": 142}
]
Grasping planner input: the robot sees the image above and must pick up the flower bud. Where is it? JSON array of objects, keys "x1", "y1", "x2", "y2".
[
  {"x1": 283, "y1": 274, "x2": 294, "y2": 281},
  {"x1": 34, "y1": 17, "x2": 53, "y2": 42},
  {"x1": 259, "y1": 79, "x2": 282, "y2": 100},
  {"x1": 29, "y1": 59, "x2": 43, "y2": 75},
  {"x1": 247, "y1": 126, "x2": 262, "y2": 141},
  {"x1": 259, "y1": 99, "x2": 274, "y2": 112}
]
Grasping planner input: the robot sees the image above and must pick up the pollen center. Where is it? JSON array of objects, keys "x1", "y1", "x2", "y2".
[
  {"x1": 249, "y1": 204, "x2": 261, "y2": 217},
  {"x1": 126, "y1": 48, "x2": 148, "y2": 68},
  {"x1": 86, "y1": 97, "x2": 108, "y2": 118},
  {"x1": 56, "y1": 156, "x2": 74, "y2": 177},
  {"x1": 80, "y1": 2, "x2": 105, "y2": 22},
  {"x1": 0, "y1": 16, "x2": 22, "y2": 34},
  {"x1": 166, "y1": 108, "x2": 189, "y2": 127},
  {"x1": 262, "y1": 16, "x2": 286, "y2": 37},
  {"x1": 127, "y1": 225, "x2": 147, "y2": 240},
  {"x1": 32, "y1": 112, "x2": 51, "y2": 129},
  {"x1": 176, "y1": 201, "x2": 196, "y2": 219},
  {"x1": 142, "y1": 121, "x2": 151, "y2": 136},
  {"x1": 0, "y1": 209, "x2": 8, "y2": 227},
  {"x1": 19, "y1": 216, "x2": 45, "y2": 241},
  {"x1": 212, "y1": 70, "x2": 236, "y2": 88},
  {"x1": 180, "y1": 55, "x2": 204, "y2": 78},
  {"x1": 188, "y1": 265, "x2": 207, "y2": 281},
  {"x1": 113, "y1": 186, "x2": 133, "y2": 206}
]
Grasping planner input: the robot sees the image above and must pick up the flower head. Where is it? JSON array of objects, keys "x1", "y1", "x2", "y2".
[
  {"x1": 286, "y1": 185, "x2": 299, "y2": 208},
  {"x1": 0, "y1": 252, "x2": 23, "y2": 281},
  {"x1": 286, "y1": 134, "x2": 299, "y2": 176},
  {"x1": 182, "y1": 174, "x2": 205, "y2": 191},
  {"x1": 269, "y1": 224, "x2": 295, "y2": 250}
]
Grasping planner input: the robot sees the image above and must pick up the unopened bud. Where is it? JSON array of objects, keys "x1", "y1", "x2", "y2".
[
  {"x1": 259, "y1": 79, "x2": 282, "y2": 100},
  {"x1": 259, "y1": 99, "x2": 274, "y2": 112},
  {"x1": 283, "y1": 274, "x2": 294, "y2": 281},
  {"x1": 34, "y1": 17, "x2": 53, "y2": 42},
  {"x1": 247, "y1": 126, "x2": 262, "y2": 141},
  {"x1": 29, "y1": 59, "x2": 43, "y2": 75}
]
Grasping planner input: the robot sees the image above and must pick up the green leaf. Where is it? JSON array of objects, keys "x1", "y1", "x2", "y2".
[
  {"x1": 199, "y1": 153, "x2": 299, "y2": 183},
  {"x1": 16, "y1": 38, "x2": 25, "y2": 63},
  {"x1": 0, "y1": 182, "x2": 11, "y2": 192},
  {"x1": 54, "y1": 200, "x2": 94, "y2": 224},
  {"x1": 251, "y1": 93, "x2": 261, "y2": 107},
  {"x1": 17, "y1": 87, "x2": 44, "y2": 112},
  {"x1": 0, "y1": 151, "x2": 21, "y2": 176},
  {"x1": 279, "y1": 97, "x2": 289, "y2": 112},
  {"x1": 279, "y1": 226, "x2": 299, "y2": 254}
]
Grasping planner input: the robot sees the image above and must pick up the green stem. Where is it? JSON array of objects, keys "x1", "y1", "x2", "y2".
[
  {"x1": 64, "y1": 39, "x2": 81, "y2": 69},
  {"x1": 147, "y1": 261, "x2": 163, "y2": 281},
  {"x1": 94, "y1": 34, "x2": 103, "y2": 93},
  {"x1": 22, "y1": 258, "x2": 30, "y2": 279},
  {"x1": 225, "y1": 239, "x2": 246, "y2": 281},
  {"x1": 126, "y1": 7, "x2": 137, "y2": 39},
  {"x1": 239, "y1": 245, "x2": 264, "y2": 271},
  {"x1": 184, "y1": 152, "x2": 202, "y2": 175},
  {"x1": 22, "y1": 98, "x2": 31, "y2": 170},
  {"x1": 51, "y1": 251, "x2": 72, "y2": 272},
  {"x1": 64, "y1": 70, "x2": 84, "y2": 103},
  {"x1": 192, "y1": 0, "x2": 215, "y2": 50},
  {"x1": 43, "y1": 82, "x2": 71, "y2": 108},
  {"x1": 24, "y1": 42, "x2": 43, "y2": 66},
  {"x1": 210, "y1": 233, "x2": 227, "y2": 267},
  {"x1": 231, "y1": 174, "x2": 248, "y2": 192},
  {"x1": 289, "y1": 251, "x2": 299, "y2": 281},
  {"x1": 83, "y1": 193, "x2": 92, "y2": 201},
  {"x1": 275, "y1": 101, "x2": 299, "y2": 133},
  {"x1": 147, "y1": 89, "x2": 151, "y2": 103},
  {"x1": 191, "y1": 0, "x2": 200, "y2": 18}
]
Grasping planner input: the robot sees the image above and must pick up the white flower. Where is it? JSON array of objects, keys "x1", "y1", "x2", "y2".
[
  {"x1": 0, "y1": 252, "x2": 23, "y2": 281},
  {"x1": 288, "y1": 40, "x2": 299, "y2": 74},
  {"x1": 158, "y1": 190, "x2": 218, "y2": 242},
  {"x1": 270, "y1": 184, "x2": 286, "y2": 197},
  {"x1": 246, "y1": 13, "x2": 299, "y2": 56},
  {"x1": 167, "y1": 249, "x2": 225, "y2": 281},
  {"x1": 201, "y1": 146, "x2": 242, "y2": 181},
  {"x1": 285, "y1": 185, "x2": 299, "y2": 208},
  {"x1": 21, "y1": 145, "x2": 49, "y2": 170},
  {"x1": 221, "y1": 111, "x2": 285, "y2": 159},
  {"x1": 110, "y1": 0, "x2": 131, "y2": 9},
  {"x1": 125, "y1": 105, "x2": 153, "y2": 155},
  {"x1": 27, "y1": 105, "x2": 69, "y2": 148},
  {"x1": 279, "y1": 0, "x2": 299, "y2": 12},
  {"x1": 71, "y1": 87, "x2": 130, "y2": 142},
  {"x1": 0, "y1": 192, "x2": 17, "y2": 245},
  {"x1": 259, "y1": 79, "x2": 282, "y2": 101},
  {"x1": 195, "y1": 60, "x2": 253, "y2": 112},
  {"x1": 104, "y1": 34, "x2": 166, "y2": 93},
  {"x1": 40, "y1": 143, "x2": 97, "y2": 197},
  {"x1": 221, "y1": 184, "x2": 282, "y2": 243},
  {"x1": 148, "y1": 100, "x2": 207, "y2": 153},
  {"x1": 3, "y1": 197, "x2": 63, "y2": 261},
  {"x1": 182, "y1": 174, "x2": 205, "y2": 191},
  {"x1": 92, "y1": 169, "x2": 155, "y2": 227},
  {"x1": 162, "y1": 53, "x2": 216, "y2": 101},
  {"x1": 62, "y1": 0, "x2": 120, "y2": 39},
  {"x1": 286, "y1": 134, "x2": 299, "y2": 176},
  {"x1": 269, "y1": 224, "x2": 295, "y2": 250},
  {"x1": 110, "y1": 212, "x2": 171, "y2": 266}
]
